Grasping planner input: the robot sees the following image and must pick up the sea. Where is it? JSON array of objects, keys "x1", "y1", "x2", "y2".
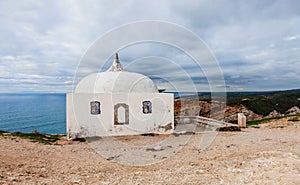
[{"x1": 0, "y1": 93, "x2": 66, "y2": 134}]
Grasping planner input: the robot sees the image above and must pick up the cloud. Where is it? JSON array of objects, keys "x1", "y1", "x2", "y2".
[
  {"x1": 283, "y1": 35, "x2": 300, "y2": 41},
  {"x1": 0, "y1": 0, "x2": 300, "y2": 92}
]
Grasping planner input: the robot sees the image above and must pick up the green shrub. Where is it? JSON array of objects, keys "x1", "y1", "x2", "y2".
[
  {"x1": 288, "y1": 117, "x2": 300, "y2": 122},
  {"x1": 10, "y1": 132, "x2": 63, "y2": 145},
  {"x1": 247, "y1": 116, "x2": 286, "y2": 126}
]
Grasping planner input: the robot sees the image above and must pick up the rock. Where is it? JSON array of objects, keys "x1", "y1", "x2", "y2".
[
  {"x1": 266, "y1": 110, "x2": 284, "y2": 118},
  {"x1": 223, "y1": 105, "x2": 263, "y2": 123},
  {"x1": 196, "y1": 169, "x2": 204, "y2": 174},
  {"x1": 286, "y1": 106, "x2": 300, "y2": 115},
  {"x1": 146, "y1": 146, "x2": 163, "y2": 151},
  {"x1": 154, "y1": 146, "x2": 163, "y2": 151}
]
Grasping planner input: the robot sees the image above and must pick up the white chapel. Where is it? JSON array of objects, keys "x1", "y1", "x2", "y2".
[{"x1": 66, "y1": 53, "x2": 174, "y2": 139}]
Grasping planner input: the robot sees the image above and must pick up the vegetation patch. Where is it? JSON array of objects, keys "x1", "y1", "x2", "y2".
[
  {"x1": 226, "y1": 89, "x2": 300, "y2": 116},
  {"x1": 219, "y1": 126, "x2": 241, "y2": 132},
  {"x1": 247, "y1": 113, "x2": 300, "y2": 126},
  {"x1": 11, "y1": 132, "x2": 63, "y2": 145},
  {"x1": 247, "y1": 116, "x2": 287, "y2": 126},
  {"x1": 141, "y1": 133, "x2": 158, "y2": 136},
  {"x1": 288, "y1": 116, "x2": 300, "y2": 122},
  {"x1": 0, "y1": 130, "x2": 8, "y2": 136},
  {"x1": 72, "y1": 137, "x2": 86, "y2": 142},
  {"x1": 0, "y1": 130, "x2": 64, "y2": 145}
]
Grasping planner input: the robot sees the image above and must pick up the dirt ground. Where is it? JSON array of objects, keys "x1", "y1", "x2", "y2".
[{"x1": 1, "y1": 118, "x2": 299, "y2": 184}]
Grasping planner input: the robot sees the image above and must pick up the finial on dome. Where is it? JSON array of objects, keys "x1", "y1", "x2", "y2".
[
  {"x1": 115, "y1": 53, "x2": 119, "y2": 61},
  {"x1": 107, "y1": 53, "x2": 124, "y2": 72}
]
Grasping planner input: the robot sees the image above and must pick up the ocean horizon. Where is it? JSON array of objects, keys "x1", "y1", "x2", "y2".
[{"x1": 0, "y1": 93, "x2": 66, "y2": 134}]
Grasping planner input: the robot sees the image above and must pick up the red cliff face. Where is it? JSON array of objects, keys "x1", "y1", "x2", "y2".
[
  {"x1": 174, "y1": 90, "x2": 300, "y2": 123},
  {"x1": 174, "y1": 98, "x2": 211, "y2": 117},
  {"x1": 174, "y1": 98, "x2": 263, "y2": 123}
]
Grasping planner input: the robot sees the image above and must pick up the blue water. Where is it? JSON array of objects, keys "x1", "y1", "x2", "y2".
[{"x1": 0, "y1": 93, "x2": 66, "y2": 134}]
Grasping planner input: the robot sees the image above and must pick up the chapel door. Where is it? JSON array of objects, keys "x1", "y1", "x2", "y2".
[{"x1": 114, "y1": 103, "x2": 129, "y2": 125}]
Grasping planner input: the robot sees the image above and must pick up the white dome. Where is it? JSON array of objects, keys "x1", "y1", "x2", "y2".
[
  {"x1": 75, "y1": 71, "x2": 158, "y2": 93},
  {"x1": 75, "y1": 53, "x2": 158, "y2": 93}
]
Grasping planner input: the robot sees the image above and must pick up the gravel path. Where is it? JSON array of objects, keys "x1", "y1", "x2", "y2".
[{"x1": 1, "y1": 118, "x2": 299, "y2": 184}]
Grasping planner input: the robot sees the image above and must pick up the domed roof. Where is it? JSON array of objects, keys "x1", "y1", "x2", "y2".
[{"x1": 75, "y1": 53, "x2": 158, "y2": 93}]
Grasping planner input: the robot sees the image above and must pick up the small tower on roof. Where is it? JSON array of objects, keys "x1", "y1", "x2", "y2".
[{"x1": 107, "y1": 53, "x2": 124, "y2": 72}]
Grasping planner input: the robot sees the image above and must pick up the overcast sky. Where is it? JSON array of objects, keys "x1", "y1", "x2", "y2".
[{"x1": 0, "y1": 0, "x2": 300, "y2": 92}]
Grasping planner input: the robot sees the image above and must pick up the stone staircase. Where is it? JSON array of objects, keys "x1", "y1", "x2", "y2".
[{"x1": 174, "y1": 116, "x2": 240, "y2": 134}]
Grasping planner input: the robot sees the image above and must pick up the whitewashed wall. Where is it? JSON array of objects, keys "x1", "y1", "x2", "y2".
[{"x1": 67, "y1": 93, "x2": 174, "y2": 139}]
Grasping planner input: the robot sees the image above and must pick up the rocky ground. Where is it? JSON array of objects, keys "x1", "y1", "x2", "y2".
[{"x1": 1, "y1": 118, "x2": 300, "y2": 184}]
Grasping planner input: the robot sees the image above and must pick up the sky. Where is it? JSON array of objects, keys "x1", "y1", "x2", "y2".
[{"x1": 0, "y1": 0, "x2": 300, "y2": 92}]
